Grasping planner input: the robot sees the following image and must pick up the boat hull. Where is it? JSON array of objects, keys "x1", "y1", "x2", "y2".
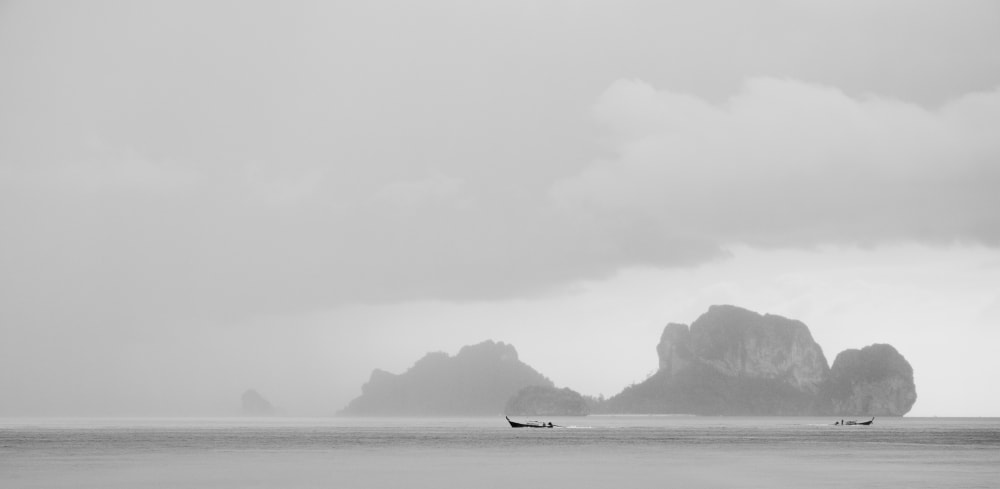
[
  {"x1": 506, "y1": 416, "x2": 553, "y2": 428},
  {"x1": 838, "y1": 417, "x2": 875, "y2": 426}
]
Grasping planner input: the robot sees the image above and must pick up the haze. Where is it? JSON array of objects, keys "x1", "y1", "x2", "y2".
[{"x1": 1, "y1": 1, "x2": 998, "y2": 417}]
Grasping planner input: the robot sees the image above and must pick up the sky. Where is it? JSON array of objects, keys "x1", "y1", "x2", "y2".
[{"x1": 1, "y1": 0, "x2": 999, "y2": 417}]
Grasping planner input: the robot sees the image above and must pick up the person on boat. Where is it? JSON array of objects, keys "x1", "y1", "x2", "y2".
[{"x1": 547, "y1": 422, "x2": 553, "y2": 427}]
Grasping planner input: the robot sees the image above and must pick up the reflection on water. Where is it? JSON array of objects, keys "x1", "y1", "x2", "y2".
[{"x1": 2, "y1": 417, "x2": 998, "y2": 488}]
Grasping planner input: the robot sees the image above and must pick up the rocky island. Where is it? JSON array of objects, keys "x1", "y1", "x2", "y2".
[
  {"x1": 338, "y1": 305, "x2": 917, "y2": 416},
  {"x1": 241, "y1": 389, "x2": 276, "y2": 416},
  {"x1": 821, "y1": 343, "x2": 917, "y2": 415},
  {"x1": 601, "y1": 305, "x2": 917, "y2": 416},
  {"x1": 338, "y1": 340, "x2": 554, "y2": 416}
]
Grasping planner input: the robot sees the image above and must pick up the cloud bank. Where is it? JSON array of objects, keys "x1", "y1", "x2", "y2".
[
  {"x1": 3, "y1": 78, "x2": 1000, "y2": 326},
  {"x1": 553, "y1": 78, "x2": 1000, "y2": 249},
  {"x1": 2, "y1": 2, "x2": 999, "y2": 416}
]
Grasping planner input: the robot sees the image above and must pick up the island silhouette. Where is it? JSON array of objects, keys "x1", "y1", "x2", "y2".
[{"x1": 339, "y1": 305, "x2": 916, "y2": 416}]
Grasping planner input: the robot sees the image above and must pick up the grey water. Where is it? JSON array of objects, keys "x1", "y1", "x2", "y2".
[{"x1": 2, "y1": 416, "x2": 998, "y2": 488}]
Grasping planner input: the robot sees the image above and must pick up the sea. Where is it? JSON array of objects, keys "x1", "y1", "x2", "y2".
[{"x1": 2, "y1": 416, "x2": 998, "y2": 488}]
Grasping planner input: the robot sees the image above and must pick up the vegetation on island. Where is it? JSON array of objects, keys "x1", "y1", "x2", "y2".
[{"x1": 505, "y1": 385, "x2": 590, "y2": 416}]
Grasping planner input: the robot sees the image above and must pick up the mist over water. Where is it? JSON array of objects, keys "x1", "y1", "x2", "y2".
[
  {"x1": 2, "y1": 0, "x2": 1000, "y2": 420},
  {"x1": 2, "y1": 417, "x2": 997, "y2": 488},
  {"x1": 2, "y1": 6, "x2": 999, "y2": 489}
]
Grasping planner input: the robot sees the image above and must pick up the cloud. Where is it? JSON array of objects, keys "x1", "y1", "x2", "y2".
[
  {"x1": 238, "y1": 164, "x2": 327, "y2": 208},
  {"x1": 1, "y1": 2, "x2": 999, "y2": 416},
  {"x1": 5, "y1": 78, "x2": 999, "y2": 326},
  {"x1": 552, "y1": 77, "x2": 1000, "y2": 249},
  {"x1": 370, "y1": 174, "x2": 466, "y2": 211},
  {"x1": 1, "y1": 145, "x2": 202, "y2": 196}
]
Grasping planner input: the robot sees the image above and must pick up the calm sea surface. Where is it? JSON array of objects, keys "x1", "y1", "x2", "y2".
[{"x1": 2, "y1": 416, "x2": 997, "y2": 488}]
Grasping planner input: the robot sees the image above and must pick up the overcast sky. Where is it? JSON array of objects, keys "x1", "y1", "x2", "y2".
[{"x1": 1, "y1": 0, "x2": 998, "y2": 417}]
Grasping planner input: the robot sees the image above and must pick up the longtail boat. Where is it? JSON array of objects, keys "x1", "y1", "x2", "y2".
[
  {"x1": 837, "y1": 417, "x2": 875, "y2": 426},
  {"x1": 506, "y1": 416, "x2": 555, "y2": 428}
]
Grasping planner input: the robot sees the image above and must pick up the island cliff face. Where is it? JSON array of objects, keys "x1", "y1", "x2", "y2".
[
  {"x1": 605, "y1": 305, "x2": 916, "y2": 416},
  {"x1": 338, "y1": 340, "x2": 552, "y2": 416},
  {"x1": 659, "y1": 306, "x2": 830, "y2": 392},
  {"x1": 821, "y1": 344, "x2": 917, "y2": 416}
]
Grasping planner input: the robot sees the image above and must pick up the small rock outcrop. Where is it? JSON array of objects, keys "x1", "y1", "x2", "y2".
[
  {"x1": 656, "y1": 323, "x2": 693, "y2": 377},
  {"x1": 820, "y1": 344, "x2": 917, "y2": 416},
  {"x1": 338, "y1": 340, "x2": 552, "y2": 416},
  {"x1": 505, "y1": 386, "x2": 590, "y2": 416},
  {"x1": 241, "y1": 389, "x2": 276, "y2": 416}
]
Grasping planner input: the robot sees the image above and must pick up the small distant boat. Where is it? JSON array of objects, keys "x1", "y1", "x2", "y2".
[
  {"x1": 836, "y1": 417, "x2": 875, "y2": 426},
  {"x1": 506, "y1": 416, "x2": 555, "y2": 428}
]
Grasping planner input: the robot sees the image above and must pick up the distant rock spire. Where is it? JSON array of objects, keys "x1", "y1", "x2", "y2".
[{"x1": 241, "y1": 389, "x2": 276, "y2": 416}]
